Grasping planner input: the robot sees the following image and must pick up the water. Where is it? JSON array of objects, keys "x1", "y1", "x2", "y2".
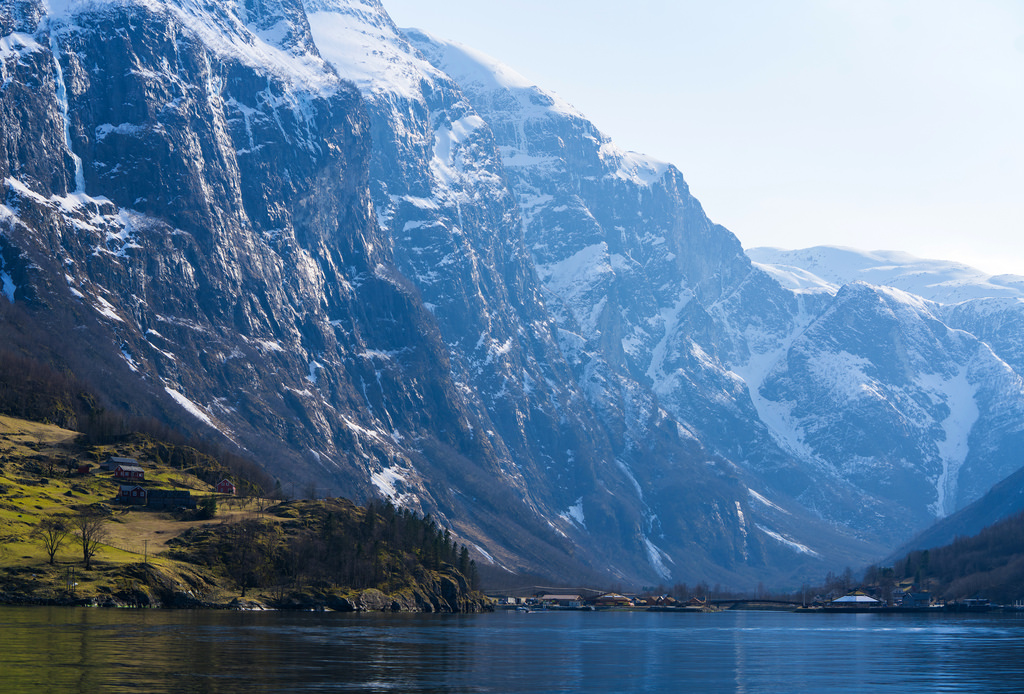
[{"x1": 3, "y1": 607, "x2": 1024, "y2": 693}]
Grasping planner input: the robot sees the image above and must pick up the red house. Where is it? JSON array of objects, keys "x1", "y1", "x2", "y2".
[
  {"x1": 118, "y1": 485, "x2": 147, "y2": 505},
  {"x1": 114, "y1": 464, "x2": 145, "y2": 481},
  {"x1": 215, "y1": 479, "x2": 237, "y2": 495}
]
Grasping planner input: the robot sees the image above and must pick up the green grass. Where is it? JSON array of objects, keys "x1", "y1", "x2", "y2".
[{"x1": 0, "y1": 414, "x2": 285, "y2": 605}]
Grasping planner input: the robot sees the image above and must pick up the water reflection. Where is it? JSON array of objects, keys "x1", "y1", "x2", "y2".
[{"x1": 2, "y1": 607, "x2": 1024, "y2": 693}]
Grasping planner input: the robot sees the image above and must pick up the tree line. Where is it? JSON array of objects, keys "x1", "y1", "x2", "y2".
[
  {"x1": 881, "y1": 510, "x2": 1024, "y2": 603},
  {"x1": 171, "y1": 499, "x2": 479, "y2": 598}
]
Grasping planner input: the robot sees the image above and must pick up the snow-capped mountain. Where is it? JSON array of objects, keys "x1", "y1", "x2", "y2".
[
  {"x1": 749, "y1": 246, "x2": 1024, "y2": 304},
  {"x1": 3, "y1": 0, "x2": 1022, "y2": 587},
  {"x1": 750, "y1": 246, "x2": 1024, "y2": 422},
  {"x1": 407, "y1": 31, "x2": 1024, "y2": 545}
]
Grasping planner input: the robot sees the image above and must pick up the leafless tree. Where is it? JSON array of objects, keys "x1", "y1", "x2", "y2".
[
  {"x1": 73, "y1": 511, "x2": 108, "y2": 570},
  {"x1": 34, "y1": 516, "x2": 71, "y2": 564}
]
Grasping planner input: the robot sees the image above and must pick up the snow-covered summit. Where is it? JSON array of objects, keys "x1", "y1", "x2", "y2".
[
  {"x1": 405, "y1": 28, "x2": 670, "y2": 188},
  {"x1": 402, "y1": 28, "x2": 582, "y2": 120},
  {"x1": 42, "y1": 0, "x2": 340, "y2": 94},
  {"x1": 304, "y1": 0, "x2": 450, "y2": 101},
  {"x1": 748, "y1": 246, "x2": 1024, "y2": 304}
]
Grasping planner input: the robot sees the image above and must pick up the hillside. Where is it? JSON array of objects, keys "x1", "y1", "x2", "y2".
[
  {"x1": 881, "y1": 510, "x2": 1024, "y2": 604},
  {"x1": 0, "y1": 414, "x2": 486, "y2": 610}
]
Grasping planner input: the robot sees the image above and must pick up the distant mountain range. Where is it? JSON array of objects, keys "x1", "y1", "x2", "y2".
[
  {"x1": 748, "y1": 246, "x2": 1024, "y2": 303},
  {"x1": 2, "y1": 0, "x2": 1022, "y2": 589}
]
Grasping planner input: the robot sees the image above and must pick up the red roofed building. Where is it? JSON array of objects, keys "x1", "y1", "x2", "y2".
[
  {"x1": 118, "y1": 485, "x2": 147, "y2": 505},
  {"x1": 216, "y1": 479, "x2": 237, "y2": 495},
  {"x1": 114, "y1": 464, "x2": 145, "y2": 481}
]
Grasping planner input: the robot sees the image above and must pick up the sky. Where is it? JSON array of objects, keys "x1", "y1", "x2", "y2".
[{"x1": 381, "y1": 0, "x2": 1024, "y2": 276}]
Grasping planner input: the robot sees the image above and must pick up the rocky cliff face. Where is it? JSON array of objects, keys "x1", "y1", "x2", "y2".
[
  {"x1": 408, "y1": 32, "x2": 1024, "y2": 551},
  {"x1": 3, "y1": 0, "x2": 1022, "y2": 588},
  {"x1": 1, "y1": 0, "x2": 768, "y2": 587}
]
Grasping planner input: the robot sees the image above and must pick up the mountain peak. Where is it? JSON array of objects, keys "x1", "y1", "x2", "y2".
[{"x1": 749, "y1": 245, "x2": 1024, "y2": 303}]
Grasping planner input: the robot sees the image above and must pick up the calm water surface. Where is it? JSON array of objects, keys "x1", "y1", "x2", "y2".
[{"x1": 2, "y1": 606, "x2": 1024, "y2": 692}]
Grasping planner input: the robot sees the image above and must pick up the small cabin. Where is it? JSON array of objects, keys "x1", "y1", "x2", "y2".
[
  {"x1": 118, "y1": 484, "x2": 147, "y2": 505},
  {"x1": 215, "y1": 479, "x2": 237, "y2": 495},
  {"x1": 103, "y1": 456, "x2": 139, "y2": 471},
  {"x1": 114, "y1": 464, "x2": 145, "y2": 481}
]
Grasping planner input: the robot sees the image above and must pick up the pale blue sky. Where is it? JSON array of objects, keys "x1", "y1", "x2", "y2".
[{"x1": 382, "y1": 1, "x2": 1024, "y2": 276}]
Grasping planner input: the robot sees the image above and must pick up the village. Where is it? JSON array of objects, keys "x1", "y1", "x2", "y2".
[
  {"x1": 84, "y1": 455, "x2": 238, "y2": 510},
  {"x1": 486, "y1": 586, "x2": 1017, "y2": 614}
]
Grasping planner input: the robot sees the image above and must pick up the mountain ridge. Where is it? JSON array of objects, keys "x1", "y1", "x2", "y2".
[{"x1": 2, "y1": 0, "x2": 1022, "y2": 589}]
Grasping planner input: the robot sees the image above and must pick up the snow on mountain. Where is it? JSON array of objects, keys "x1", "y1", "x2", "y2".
[
  {"x1": 404, "y1": 29, "x2": 890, "y2": 570},
  {"x1": 410, "y1": 29, "x2": 1024, "y2": 555},
  {"x1": 748, "y1": 246, "x2": 1024, "y2": 304},
  {"x1": 5, "y1": 0, "x2": 1024, "y2": 588}
]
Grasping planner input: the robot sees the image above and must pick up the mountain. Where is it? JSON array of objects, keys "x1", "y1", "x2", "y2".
[
  {"x1": 751, "y1": 246, "x2": 1024, "y2": 375},
  {"x1": 406, "y1": 33, "x2": 1024, "y2": 542},
  {"x1": 748, "y1": 246, "x2": 1024, "y2": 304},
  {"x1": 752, "y1": 246, "x2": 1024, "y2": 543},
  {"x1": 3, "y1": 0, "x2": 1023, "y2": 588}
]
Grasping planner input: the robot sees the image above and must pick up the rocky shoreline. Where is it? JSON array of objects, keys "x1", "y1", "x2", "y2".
[{"x1": 0, "y1": 586, "x2": 493, "y2": 612}]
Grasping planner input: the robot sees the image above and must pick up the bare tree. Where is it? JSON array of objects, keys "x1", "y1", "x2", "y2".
[
  {"x1": 73, "y1": 511, "x2": 108, "y2": 570},
  {"x1": 34, "y1": 516, "x2": 70, "y2": 564}
]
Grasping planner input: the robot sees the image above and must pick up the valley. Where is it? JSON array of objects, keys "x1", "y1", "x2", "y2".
[{"x1": 0, "y1": 0, "x2": 1022, "y2": 590}]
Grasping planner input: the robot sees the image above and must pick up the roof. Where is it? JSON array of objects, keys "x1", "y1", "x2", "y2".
[
  {"x1": 107, "y1": 456, "x2": 138, "y2": 464},
  {"x1": 540, "y1": 594, "x2": 582, "y2": 601},
  {"x1": 115, "y1": 465, "x2": 145, "y2": 472},
  {"x1": 833, "y1": 593, "x2": 880, "y2": 604},
  {"x1": 119, "y1": 485, "x2": 146, "y2": 492}
]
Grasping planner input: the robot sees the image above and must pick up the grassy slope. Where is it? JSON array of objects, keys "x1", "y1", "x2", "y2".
[
  {"x1": 0, "y1": 415, "x2": 258, "y2": 603},
  {"x1": 0, "y1": 415, "x2": 486, "y2": 611}
]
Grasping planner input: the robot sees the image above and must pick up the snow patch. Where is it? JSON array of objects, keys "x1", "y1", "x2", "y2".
[
  {"x1": 642, "y1": 536, "x2": 673, "y2": 580},
  {"x1": 165, "y1": 387, "x2": 217, "y2": 429},
  {"x1": 600, "y1": 143, "x2": 668, "y2": 186},
  {"x1": 404, "y1": 29, "x2": 582, "y2": 120},
  {"x1": 559, "y1": 497, "x2": 586, "y2": 529},
  {"x1": 370, "y1": 465, "x2": 405, "y2": 499},
  {"x1": 748, "y1": 246, "x2": 1024, "y2": 304},
  {"x1": 306, "y1": 359, "x2": 322, "y2": 384},
  {"x1": 751, "y1": 261, "x2": 838, "y2": 294},
  {"x1": 756, "y1": 524, "x2": 820, "y2": 557},
  {"x1": 1, "y1": 32, "x2": 44, "y2": 59},
  {"x1": 431, "y1": 114, "x2": 486, "y2": 186},
  {"x1": 91, "y1": 294, "x2": 124, "y2": 322},
  {"x1": 307, "y1": 5, "x2": 447, "y2": 101},
  {"x1": 256, "y1": 339, "x2": 285, "y2": 352},
  {"x1": 536, "y1": 243, "x2": 613, "y2": 335},
  {"x1": 95, "y1": 122, "x2": 147, "y2": 142},
  {"x1": 47, "y1": 0, "x2": 339, "y2": 102},
  {"x1": 806, "y1": 350, "x2": 882, "y2": 405},
  {"x1": 748, "y1": 488, "x2": 789, "y2": 515},
  {"x1": 919, "y1": 365, "x2": 981, "y2": 517},
  {"x1": 0, "y1": 269, "x2": 15, "y2": 302},
  {"x1": 470, "y1": 542, "x2": 496, "y2": 565}
]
